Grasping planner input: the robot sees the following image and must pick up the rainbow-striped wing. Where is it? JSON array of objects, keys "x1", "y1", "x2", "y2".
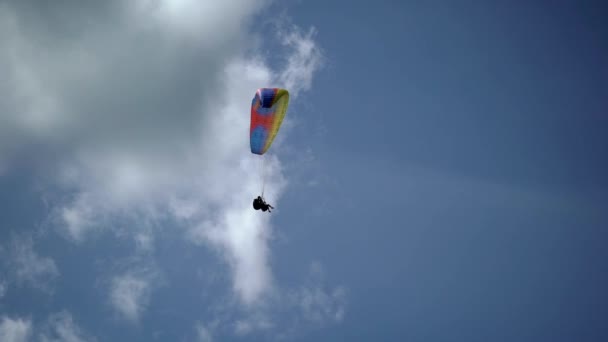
[{"x1": 250, "y1": 88, "x2": 290, "y2": 155}]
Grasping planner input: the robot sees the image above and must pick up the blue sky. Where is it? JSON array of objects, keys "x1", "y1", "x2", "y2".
[{"x1": 1, "y1": 1, "x2": 607, "y2": 341}]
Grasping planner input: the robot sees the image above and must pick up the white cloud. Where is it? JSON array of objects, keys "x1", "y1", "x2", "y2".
[
  {"x1": 110, "y1": 273, "x2": 151, "y2": 322},
  {"x1": 0, "y1": 0, "x2": 323, "y2": 309},
  {"x1": 134, "y1": 232, "x2": 155, "y2": 254},
  {"x1": 39, "y1": 311, "x2": 95, "y2": 342},
  {"x1": 6, "y1": 236, "x2": 59, "y2": 292},
  {"x1": 295, "y1": 273, "x2": 347, "y2": 324},
  {"x1": 109, "y1": 265, "x2": 162, "y2": 324},
  {"x1": 195, "y1": 322, "x2": 214, "y2": 342},
  {"x1": 267, "y1": 263, "x2": 347, "y2": 339},
  {"x1": 277, "y1": 26, "x2": 324, "y2": 96},
  {"x1": 193, "y1": 262, "x2": 347, "y2": 340},
  {"x1": 0, "y1": 280, "x2": 6, "y2": 299},
  {"x1": 0, "y1": 316, "x2": 32, "y2": 342},
  {"x1": 233, "y1": 314, "x2": 274, "y2": 336},
  {"x1": 182, "y1": 29, "x2": 323, "y2": 304}
]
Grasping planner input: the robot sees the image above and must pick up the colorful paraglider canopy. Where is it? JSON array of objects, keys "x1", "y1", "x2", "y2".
[{"x1": 250, "y1": 88, "x2": 289, "y2": 155}]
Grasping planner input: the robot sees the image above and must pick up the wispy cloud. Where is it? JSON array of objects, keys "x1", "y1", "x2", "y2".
[
  {"x1": 39, "y1": 311, "x2": 95, "y2": 342},
  {"x1": 277, "y1": 26, "x2": 324, "y2": 96},
  {"x1": 188, "y1": 262, "x2": 347, "y2": 340},
  {"x1": 291, "y1": 262, "x2": 347, "y2": 325},
  {"x1": 0, "y1": 316, "x2": 32, "y2": 342},
  {"x1": 0, "y1": 279, "x2": 6, "y2": 299},
  {"x1": 109, "y1": 272, "x2": 153, "y2": 323},
  {"x1": 4, "y1": 235, "x2": 59, "y2": 292},
  {"x1": 195, "y1": 322, "x2": 215, "y2": 342}
]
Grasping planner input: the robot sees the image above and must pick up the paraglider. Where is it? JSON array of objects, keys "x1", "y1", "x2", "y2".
[
  {"x1": 250, "y1": 88, "x2": 289, "y2": 213},
  {"x1": 252, "y1": 196, "x2": 274, "y2": 212}
]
